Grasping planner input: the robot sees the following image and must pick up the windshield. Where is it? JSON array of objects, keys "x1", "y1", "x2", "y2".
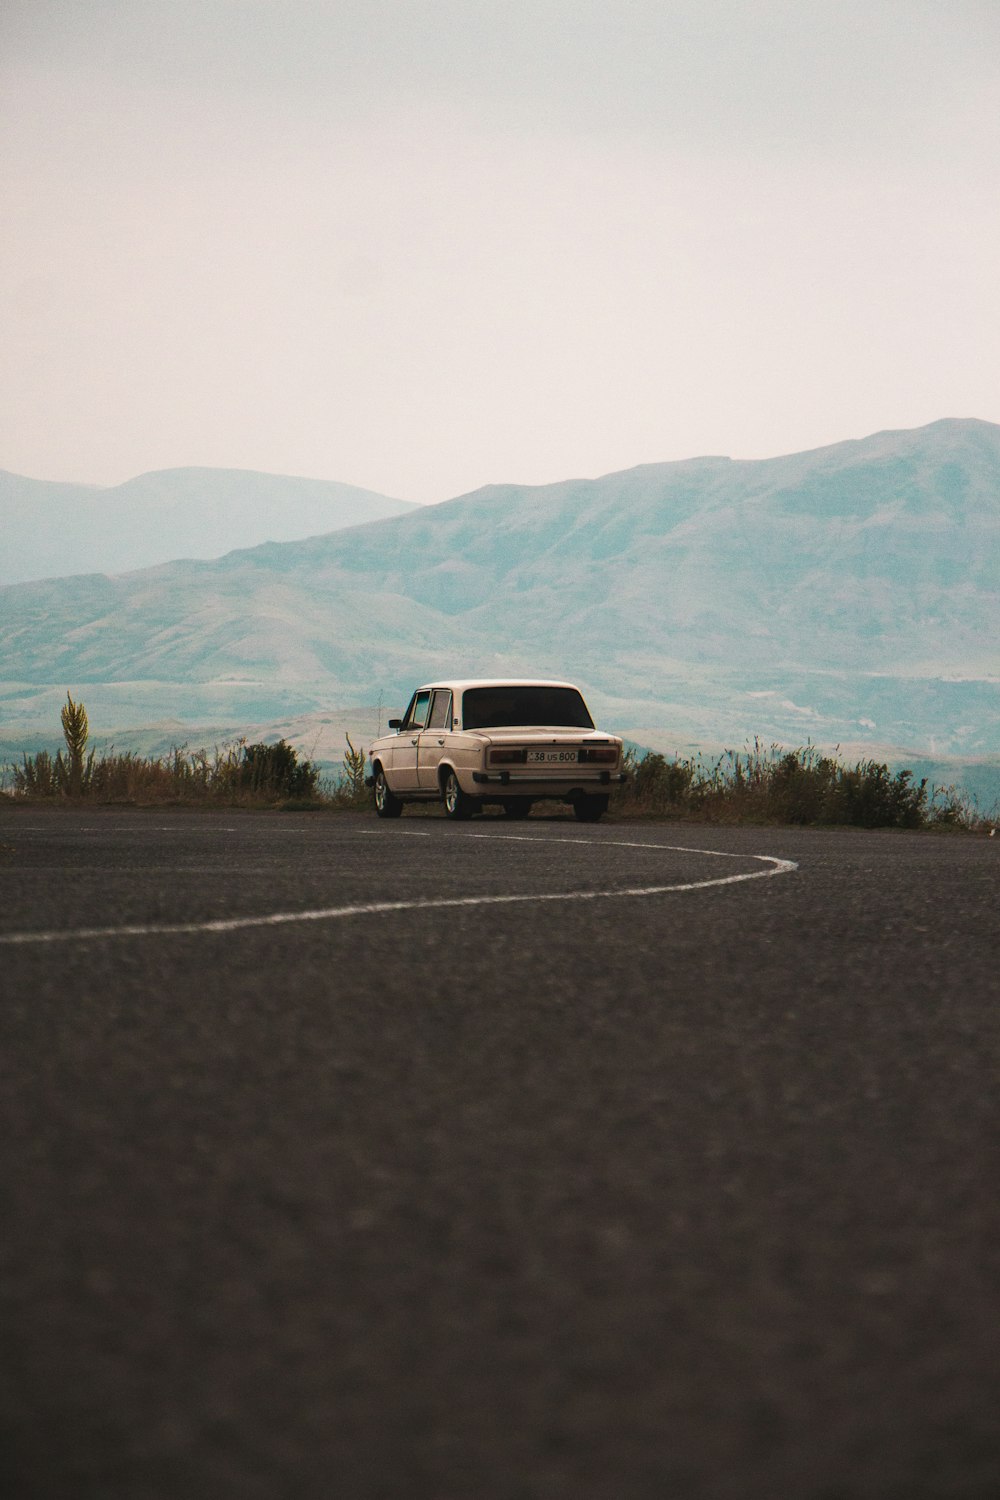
[{"x1": 462, "y1": 686, "x2": 594, "y2": 731}]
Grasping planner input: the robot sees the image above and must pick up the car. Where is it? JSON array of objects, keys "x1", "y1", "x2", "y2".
[{"x1": 367, "y1": 679, "x2": 626, "y2": 822}]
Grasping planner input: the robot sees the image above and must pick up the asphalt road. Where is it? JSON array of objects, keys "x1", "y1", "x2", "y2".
[{"x1": 2, "y1": 807, "x2": 998, "y2": 1499}]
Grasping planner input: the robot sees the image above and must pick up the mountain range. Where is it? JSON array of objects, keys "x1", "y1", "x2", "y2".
[
  {"x1": 0, "y1": 466, "x2": 416, "y2": 584},
  {"x1": 1, "y1": 420, "x2": 998, "y2": 801}
]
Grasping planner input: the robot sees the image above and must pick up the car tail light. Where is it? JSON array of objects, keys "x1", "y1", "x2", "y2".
[
  {"x1": 581, "y1": 746, "x2": 619, "y2": 765},
  {"x1": 488, "y1": 748, "x2": 527, "y2": 765}
]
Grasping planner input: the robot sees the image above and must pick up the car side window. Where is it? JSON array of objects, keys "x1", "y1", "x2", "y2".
[
  {"x1": 407, "y1": 690, "x2": 432, "y2": 730},
  {"x1": 427, "y1": 690, "x2": 452, "y2": 730}
]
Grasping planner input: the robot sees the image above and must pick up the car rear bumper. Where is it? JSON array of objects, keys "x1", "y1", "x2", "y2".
[{"x1": 471, "y1": 770, "x2": 627, "y2": 787}]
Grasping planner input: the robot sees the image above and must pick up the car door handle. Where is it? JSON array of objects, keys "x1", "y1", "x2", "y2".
[
  {"x1": 436, "y1": 738, "x2": 445, "y2": 745},
  {"x1": 410, "y1": 737, "x2": 419, "y2": 745}
]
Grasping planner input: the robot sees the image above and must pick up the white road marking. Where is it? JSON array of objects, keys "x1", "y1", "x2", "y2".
[
  {"x1": 471, "y1": 832, "x2": 773, "y2": 859},
  {"x1": 0, "y1": 835, "x2": 797, "y2": 946}
]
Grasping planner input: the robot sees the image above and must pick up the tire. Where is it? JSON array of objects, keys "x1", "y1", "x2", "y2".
[
  {"x1": 502, "y1": 798, "x2": 533, "y2": 819},
  {"x1": 443, "y1": 769, "x2": 476, "y2": 821},
  {"x1": 373, "y1": 767, "x2": 403, "y2": 818},
  {"x1": 573, "y1": 793, "x2": 609, "y2": 823}
]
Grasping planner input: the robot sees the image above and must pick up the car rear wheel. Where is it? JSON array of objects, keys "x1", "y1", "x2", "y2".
[
  {"x1": 502, "y1": 798, "x2": 533, "y2": 819},
  {"x1": 573, "y1": 793, "x2": 609, "y2": 823},
  {"x1": 373, "y1": 767, "x2": 403, "y2": 818},
  {"x1": 443, "y1": 770, "x2": 476, "y2": 820}
]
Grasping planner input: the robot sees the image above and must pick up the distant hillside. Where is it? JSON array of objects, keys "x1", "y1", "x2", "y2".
[
  {"x1": 0, "y1": 466, "x2": 418, "y2": 583},
  {"x1": 1, "y1": 420, "x2": 997, "y2": 762}
]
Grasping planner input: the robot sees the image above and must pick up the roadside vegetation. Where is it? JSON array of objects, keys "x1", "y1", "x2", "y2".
[
  {"x1": 2, "y1": 698, "x2": 990, "y2": 829},
  {"x1": 610, "y1": 739, "x2": 988, "y2": 830},
  {"x1": 3, "y1": 694, "x2": 368, "y2": 810}
]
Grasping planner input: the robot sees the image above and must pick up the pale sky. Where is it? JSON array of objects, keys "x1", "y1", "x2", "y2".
[{"x1": 2, "y1": 0, "x2": 998, "y2": 503}]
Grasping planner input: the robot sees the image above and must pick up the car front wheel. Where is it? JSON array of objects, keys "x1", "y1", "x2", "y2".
[
  {"x1": 373, "y1": 768, "x2": 403, "y2": 818},
  {"x1": 443, "y1": 770, "x2": 476, "y2": 820}
]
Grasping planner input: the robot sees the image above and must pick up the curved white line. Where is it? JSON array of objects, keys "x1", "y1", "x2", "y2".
[{"x1": 0, "y1": 837, "x2": 797, "y2": 946}]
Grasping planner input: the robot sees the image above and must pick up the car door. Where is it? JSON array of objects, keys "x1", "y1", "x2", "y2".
[
  {"x1": 392, "y1": 689, "x2": 431, "y2": 791},
  {"x1": 417, "y1": 689, "x2": 453, "y2": 791}
]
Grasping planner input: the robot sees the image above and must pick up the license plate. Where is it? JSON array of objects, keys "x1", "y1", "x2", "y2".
[{"x1": 526, "y1": 749, "x2": 579, "y2": 764}]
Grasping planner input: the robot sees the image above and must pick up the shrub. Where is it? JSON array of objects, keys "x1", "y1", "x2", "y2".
[
  {"x1": 238, "y1": 740, "x2": 319, "y2": 800},
  {"x1": 628, "y1": 750, "x2": 696, "y2": 811},
  {"x1": 828, "y1": 761, "x2": 927, "y2": 829},
  {"x1": 14, "y1": 749, "x2": 59, "y2": 797}
]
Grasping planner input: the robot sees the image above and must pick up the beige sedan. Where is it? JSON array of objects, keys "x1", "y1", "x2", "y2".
[{"x1": 367, "y1": 679, "x2": 626, "y2": 822}]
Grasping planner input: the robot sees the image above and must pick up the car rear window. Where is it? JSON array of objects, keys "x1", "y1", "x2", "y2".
[{"x1": 462, "y1": 686, "x2": 594, "y2": 730}]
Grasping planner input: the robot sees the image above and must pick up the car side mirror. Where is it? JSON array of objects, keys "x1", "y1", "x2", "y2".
[{"x1": 388, "y1": 718, "x2": 402, "y2": 730}]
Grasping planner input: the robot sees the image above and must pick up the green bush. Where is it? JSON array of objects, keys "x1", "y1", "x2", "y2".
[
  {"x1": 14, "y1": 748, "x2": 59, "y2": 797},
  {"x1": 622, "y1": 749, "x2": 696, "y2": 812},
  {"x1": 239, "y1": 740, "x2": 319, "y2": 800}
]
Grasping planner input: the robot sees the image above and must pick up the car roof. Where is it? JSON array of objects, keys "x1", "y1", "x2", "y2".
[{"x1": 413, "y1": 679, "x2": 582, "y2": 694}]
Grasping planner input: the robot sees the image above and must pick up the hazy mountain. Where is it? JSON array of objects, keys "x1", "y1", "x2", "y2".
[
  {"x1": 0, "y1": 466, "x2": 418, "y2": 584},
  {"x1": 1, "y1": 420, "x2": 998, "y2": 770}
]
